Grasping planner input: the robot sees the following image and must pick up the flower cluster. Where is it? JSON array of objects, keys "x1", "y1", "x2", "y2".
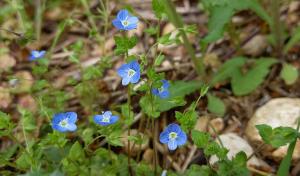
[{"x1": 49, "y1": 9, "x2": 185, "y2": 152}]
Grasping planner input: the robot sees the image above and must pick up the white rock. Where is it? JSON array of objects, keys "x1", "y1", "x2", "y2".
[
  {"x1": 242, "y1": 35, "x2": 268, "y2": 56},
  {"x1": 209, "y1": 133, "x2": 268, "y2": 168},
  {"x1": 245, "y1": 98, "x2": 300, "y2": 161}
]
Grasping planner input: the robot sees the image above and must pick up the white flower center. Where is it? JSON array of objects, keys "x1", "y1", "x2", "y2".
[
  {"x1": 169, "y1": 132, "x2": 178, "y2": 140},
  {"x1": 158, "y1": 86, "x2": 164, "y2": 93},
  {"x1": 127, "y1": 69, "x2": 136, "y2": 77},
  {"x1": 59, "y1": 119, "x2": 68, "y2": 127},
  {"x1": 122, "y1": 20, "x2": 129, "y2": 26},
  {"x1": 102, "y1": 114, "x2": 111, "y2": 123}
]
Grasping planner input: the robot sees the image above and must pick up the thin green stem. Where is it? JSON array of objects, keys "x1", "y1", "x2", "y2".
[
  {"x1": 149, "y1": 86, "x2": 158, "y2": 175},
  {"x1": 80, "y1": 0, "x2": 102, "y2": 43},
  {"x1": 34, "y1": 0, "x2": 43, "y2": 41},
  {"x1": 271, "y1": 0, "x2": 283, "y2": 59},
  {"x1": 127, "y1": 84, "x2": 133, "y2": 176},
  {"x1": 162, "y1": 0, "x2": 205, "y2": 76}
]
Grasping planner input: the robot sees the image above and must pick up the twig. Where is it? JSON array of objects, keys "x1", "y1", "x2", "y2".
[{"x1": 181, "y1": 145, "x2": 197, "y2": 172}]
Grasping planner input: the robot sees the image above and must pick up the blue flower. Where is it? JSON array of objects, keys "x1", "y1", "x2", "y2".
[
  {"x1": 94, "y1": 111, "x2": 119, "y2": 126},
  {"x1": 112, "y1": 9, "x2": 139, "y2": 30},
  {"x1": 152, "y1": 80, "x2": 170, "y2": 99},
  {"x1": 52, "y1": 112, "x2": 77, "y2": 132},
  {"x1": 159, "y1": 123, "x2": 187, "y2": 150},
  {"x1": 117, "y1": 60, "x2": 141, "y2": 85},
  {"x1": 29, "y1": 50, "x2": 46, "y2": 61}
]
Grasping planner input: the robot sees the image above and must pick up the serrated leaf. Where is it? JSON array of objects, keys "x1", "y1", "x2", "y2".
[
  {"x1": 207, "y1": 94, "x2": 226, "y2": 116},
  {"x1": 191, "y1": 130, "x2": 211, "y2": 148},
  {"x1": 139, "y1": 95, "x2": 160, "y2": 118},
  {"x1": 231, "y1": 58, "x2": 277, "y2": 96},
  {"x1": 175, "y1": 103, "x2": 198, "y2": 131},
  {"x1": 186, "y1": 165, "x2": 212, "y2": 176},
  {"x1": 280, "y1": 63, "x2": 298, "y2": 85},
  {"x1": 256, "y1": 124, "x2": 298, "y2": 148}
]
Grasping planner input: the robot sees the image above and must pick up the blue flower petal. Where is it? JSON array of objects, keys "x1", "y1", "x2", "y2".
[
  {"x1": 129, "y1": 60, "x2": 140, "y2": 71},
  {"x1": 122, "y1": 76, "x2": 131, "y2": 85},
  {"x1": 162, "y1": 80, "x2": 170, "y2": 88},
  {"x1": 159, "y1": 130, "x2": 169, "y2": 144},
  {"x1": 93, "y1": 115, "x2": 103, "y2": 124},
  {"x1": 52, "y1": 113, "x2": 65, "y2": 125},
  {"x1": 166, "y1": 123, "x2": 181, "y2": 134},
  {"x1": 66, "y1": 123, "x2": 77, "y2": 131},
  {"x1": 176, "y1": 131, "x2": 187, "y2": 146},
  {"x1": 117, "y1": 9, "x2": 129, "y2": 21},
  {"x1": 52, "y1": 123, "x2": 67, "y2": 132},
  {"x1": 159, "y1": 90, "x2": 169, "y2": 99},
  {"x1": 128, "y1": 16, "x2": 138, "y2": 25},
  {"x1": 117, "y1": 64, "x2": 130, "y2": 77},
  {"x1": 112, "y1": 19, "x2": 123, "y2": 30},
  {"x1": 103, "y1": 111, "x2": 112, "y2": 116},
  {"x1": 65, "y1": 112, "x2": 77, "y2": 123},
  {"x1": 130, "y1": 71, "x2": 140, "y2": 84},
  {"x1": 168, "y1": 140, "x2": 178, "y2": 150},
  {"x1": 110, "y1": 115, "x2": 119, "y2": 124},
  {"x1": 152, "y1": 88, "x2": 159, "y2": 96}
]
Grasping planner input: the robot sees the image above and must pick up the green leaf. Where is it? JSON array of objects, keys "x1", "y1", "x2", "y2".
[
  {"x1": 211, "y1": 57, "x2": 246, "y2": 85},
  {"x1": 256, "y1": 124, "x2": 298, "y2": 148},
  {"x1": 284, "y1": 26, "x2": 300, "y2": 53},
  {"x1": 231, "y1": 58, "x2": 277, "y2": 96},
  {"x1": 280, "y1": 63, "x2": 298, "y2": 85},
  {"x1": 191, "y1": 130, "x2": 211, "y2": 148},
  {"x1": 217, "y1": 154, "x2": 250, "y2": 176},
  {"x1": 277, "y1": 139, "x2": 297, "y2": 176},
  {"x1": 204, "y1": 141, "x2": 228, "y2": 159},
  {"x1": 106, "y1": 131, "x2": 123, "y2": 147},
  {"x1": 69, "y1": 141, "x2": 85, "y2": 161},
  {"x1": 16, "y1": 151, "x2": 31, "y2": 169},
  {"x1": 81, "y1": 128, "x2": 94, "y2": 145},
  {"x1": 175, "y1": 103, "x2": 198, "y2": 131},
  {"x1": 186, "y1": 165, "x2": 213, "y2": 176},
  {"x1": 155, "y1": 81, "x2": 203, "y2": 112},
  {"x1": 200, "y1": 84, "x2": 210, "y2": 97},
  {"x1": 201, "y1": 0, "x2": 272, "y2": 44},
  {"x1": 121, "y1": 104, "x2": 135, "y2": 125},
  {"x1": 19, "y1": 108, "x2": 36, "y2": 131},
  {"x1": 139, "y1": 95, "x2": 160, "y2": 118},
  {"x1": 152, "y1": 0, "x2": 165, "y2": 19},
  {"x1": 154, "y1": 54, "x2": 165, "y2": 66},
  {"x1": 158, "y1": 33, "x2": 176, "y2": 45},
  {"x1": 114, "y1": 36, "x2": 137, "y2": 55},
  {"x1": 207, "y1": 94, "x2": 226, "y2": 116}
]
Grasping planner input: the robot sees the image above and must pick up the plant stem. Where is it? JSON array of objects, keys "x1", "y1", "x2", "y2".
[
  {"x1": 127, "y1": 84, "x2": 133, "y2": 176},
  {"x1": 277, "y1": 118, "x2": 300, "y2": 176},
  {"x1": 34, "y1": 0, "x2": 43, "y2": 41},
  {"x1": 271, "y1": 0, "x2": 283, "y2": 59},
  {"x1": 80, "y1": 0, "x2": 102, "y2": 43},
  {"x1": 162, "y1": 0, "x2": 205, "y2": 76}
]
